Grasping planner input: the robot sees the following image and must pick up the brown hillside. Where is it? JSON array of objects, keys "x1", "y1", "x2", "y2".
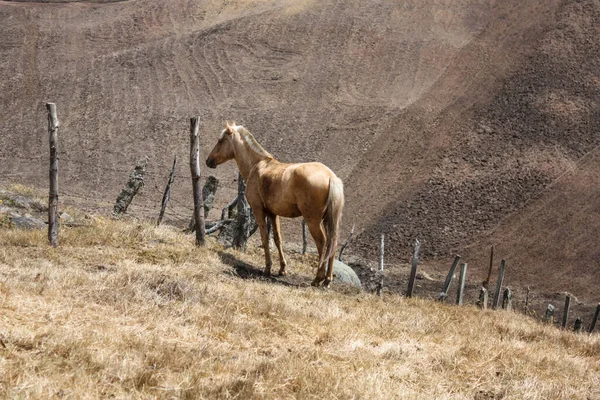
[{"x1": 0, "y1": 0, "x2": 598, "y2": 301}]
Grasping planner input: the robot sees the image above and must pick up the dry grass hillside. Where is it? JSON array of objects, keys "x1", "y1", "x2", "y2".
[
  {"x1": 0, "y1": 0, "x2": 599, "y2": 325},
  {"x1": 0, "y1": 212, "x2": 599, "y2": 399}
]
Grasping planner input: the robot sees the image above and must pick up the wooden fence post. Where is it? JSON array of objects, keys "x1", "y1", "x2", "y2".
[
  {"x1": 377, "y1": 234, "x2": 384, "y2": 296},
  {"x1": 456, "y1": 262, "x2": 467, "y2": 305},
  {"x1": 190, "y1": 117, "x2": 206, "y2": 246},
  {"x1": 573, "y1": 317, "x2": 583, "y2": 333},
  {"x1": 484, "y1": 245, "x2": 494, "y2": 289},
  {"x1": 46, "y1": 103, "x2": 59, "y2": 247},
  {"x1": 438, "y1": 255, "x2": 461, "y2": 302},
  {"x1": 188, "y1": 176, "x2": 220, "y2": 232},
  {"x1": 477, "y1": 287, "x2": 488, "y2": 309},
  {"x1": 157, "y1": 155, "x2": 177, "y2": 226},
  {"x1": 378, "y1": 234, "x2": 385, "y2": 271},
  {"x1": 492, "y1": 259, "x2": 506, "y2": 310},
  {"x1": 562, "y1": 295, "x2": 571, "y2": 329},
  {"x1": 525, "y1": 286, "x2": 531, "y2": 312},
  {"x1": 406, "y1": 238, "x2": 421, "y2": 298},
  {"x1": 502, "y1": 288, "x2": 512, "y2": 311},
  {"x1": 589, "y1": 303, "x2": 600, "y2": 334},
  {"x1": 545, "y1": 304, "x2": 555, "y2": 324},
  {"x1": 338, "y1": 223, "x2": 355, "y2": 261},
  {"x1": 301, "y1": 219, "x2": 308, "y2": 255}
]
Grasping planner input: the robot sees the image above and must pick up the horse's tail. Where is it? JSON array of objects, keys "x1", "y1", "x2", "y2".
[{"x1": 321, "y1": 176, "x2": 345, "y2": 266}]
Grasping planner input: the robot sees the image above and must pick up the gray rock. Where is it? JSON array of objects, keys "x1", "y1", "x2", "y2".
[
  {"x1": 11, "y1": 216, "x2": 46, "y2": 230},
  {"x1": 332, "y1": 260, "x2": 362, "y2": 288}
]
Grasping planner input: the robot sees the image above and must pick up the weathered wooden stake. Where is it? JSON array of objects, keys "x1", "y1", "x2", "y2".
[
  {"x1": 46, "y1": 102, "x2": 59, "y2": 247},
  {"x1": 188, "y1": 176, "x2": 220, "y2": 232},
  {"x1": 589, "y1": 303, "x2": 600, "y2": 334},
  {"x1": 545, "y1": 304, "x2": 555, "y2": 324},
  {"x1": 525, "y1": 286, "x2": 531, "y2": 311},
  {"x1": 157, "y1": 155, "x2": 177, "y2": 226},
  {"x1": 406, "y1": 238, "x2": 421, "y2": 298},
  {"x1": 456, "y1": 262, "x2": 467, "y2": 305},
  {"x1": 502, "y1": 288, "x2": 512, "y2": 311},
  {"x1": 573, "y1": 317, "x2": 583, "y2": 333},
  {"x1": 113, "y1": 157, "x2": 147, "y2": 218},
  {"x1": 477, "y1": 287, "x2": 488, "y2": 309},
  {"x1": 301, "y1": 219, "x2": 308, "y2": 255},
  {"x1": 190, "y1": 117, "x2": 206, "y2": 246},
  {"x1": 232, "y1": 173, "x2": 256, "y2": 251},
  {"x1": 338, "y1": 223, "x2": 355, "y2": 261},
  {"x1": 492, "y1": 259, "x2": 506, "y2": 310},
  {"x1": 484, "y1": 245, "x2": 494, "y2": 289},
  {"x1": 562, "y1": 294, "x2": 571, "y2": 329},
  {"x1": 378, "y1": 234, "x2": 385, "y2": 272},
  {"x1": 438, "y1": 255, "x2": 461, "y2": 301}
]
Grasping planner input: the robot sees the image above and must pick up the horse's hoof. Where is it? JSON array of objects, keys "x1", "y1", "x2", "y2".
[
  {"x1": 278, "y1": 269, "x2": 287, "y2": 276},
  {"x1": 311, "y1": 280, "x2": 320, "y2": 287},
  {"x1": 264, "y1": 269, "x2": 272, "y2": 277},
  {"x1": 323, "y1": 279, "x2": 331, "y2": 288}
]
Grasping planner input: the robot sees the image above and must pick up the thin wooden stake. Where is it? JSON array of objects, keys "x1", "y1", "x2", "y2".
[
  {"x1": 525, "y1": 286, "x2": 531, "y2": 312},
  {"x1": 157, "y1": 155, "x2": 177, "y2": 226},
  {"x1": 456, "y1": 262, "x2": 467, "y2": 305},
  {"x1": 589, "y1": 303, "x2": 600, "y2": 334},
  {"x1": 438, "y1": 255, "x2": 460, "y2": 301},
  {"x1": 492, "y1": 259, "x2": 506, "y2": 310},
  {"x1": 190, "y1": 117, "x2": 205, "y2": 246},
  {"x1": 406, "y1": 238, "x2": 421, "y2": 298},
  {"x1": 338, "y1": 223, "x2": 355, "y2": 261},
  {"x1": 46, "y1": 102, "x2": 59, "y2": 247},
  {"x1": 573, "y1": 317, "x2": 583, "y2": 333},
  {"x1": 477, "y1": 287, "x2": 488, "y2": 309},
  {"x1": 484, "y1": 245, "x2": 494, "y2": 289},
  {"x1": 562, "y1": 295, "x2": 571, "y2": 329},
  {"x1": 301, "y1": 219, "x2": 308, "y2": 255}
]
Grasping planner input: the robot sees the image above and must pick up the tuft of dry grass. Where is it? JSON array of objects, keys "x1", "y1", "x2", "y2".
[{"x1": 0, "y1": 218, "x2": 598, "y2": 399}]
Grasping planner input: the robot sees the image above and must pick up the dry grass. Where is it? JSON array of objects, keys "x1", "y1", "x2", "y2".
[{"x1": 0, "y1": 218, "x2": 598, "y2": 399}]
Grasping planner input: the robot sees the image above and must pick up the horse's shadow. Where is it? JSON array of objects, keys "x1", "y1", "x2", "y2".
[{"x1": 217, "y1": 251, "x2": 306, "y2": 288}]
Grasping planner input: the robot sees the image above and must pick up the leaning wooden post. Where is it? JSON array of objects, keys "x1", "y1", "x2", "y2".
[
  {"x1": 190, "y1": 117, "x2": 206, "y2": 246},
  {"x1": 589, "y1": 303, "x2": 600, "y2": 334},
  {"x1": 484, "y1": 245, "x2": 494, "y2": 289},
  {"x1": 157, "y1": 155, "x2": 177, "y2": 226},
  {"x1": 46, "y1": 102, "x2": 59, "y2": 247},
  {"x1": 438, "y1": 255, "x2": 460, "y2": 302},
  {"x1": 301, "y1": 219, "x2": 308, "y2": 255},
  {"x1": 561, "y1": 294, "x2": 571, "y2": 329},
  {"x1": 456, "y1": 262, "x2": 467, "y2": 305},
  {"x1": 406, "y1": 238, "x2": 421, "y2": 298},
  {"x1": 502, "y1": 288, "x2": 512, "y2": 311},
  {"x1": 492, "y1": 259, "x2": 506, "y2": 310},
  {"x1": 338, "y1": 223, "x2": 355, "y2": 261},
  {"x1": 477, "y1": 287, "x2": 488, "y2": 309}
]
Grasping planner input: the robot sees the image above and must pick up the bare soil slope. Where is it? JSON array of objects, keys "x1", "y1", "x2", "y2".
[{"x1": 0, "y1": 0, "x2": 598, "y2": 301}]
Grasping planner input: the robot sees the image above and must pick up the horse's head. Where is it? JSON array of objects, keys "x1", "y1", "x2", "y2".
[{"x1": 206, "y1": 121, "x2": 237, "y2": 168}]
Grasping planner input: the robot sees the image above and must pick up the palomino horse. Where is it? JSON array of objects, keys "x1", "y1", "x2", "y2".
[{"x1": 206, "y1": 122, "x2": 344, "y2": 287}]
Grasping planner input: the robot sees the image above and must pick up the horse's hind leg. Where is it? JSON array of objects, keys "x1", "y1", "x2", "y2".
[
  {"x1": 323, "y1": 255, "x2": 335, "y2": 288},
  {"x1": 269, "y1": 215, "x2": 288, "y2": 276},
  {"x1": 306, "y1": 219, "x2": 327, "y2": 286}
]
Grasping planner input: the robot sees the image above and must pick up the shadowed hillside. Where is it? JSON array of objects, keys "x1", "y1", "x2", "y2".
[{"x1": 0, "y1": 0, "x2": 598, "y2": 302}]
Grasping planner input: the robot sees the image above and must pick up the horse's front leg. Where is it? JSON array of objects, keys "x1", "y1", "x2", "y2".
[
  {"x1": 253, "y1": 208, "x2": 273, "y2": 276},
  {"x1": 269, "y1": 215, "x2": 288, "y2": 276}
]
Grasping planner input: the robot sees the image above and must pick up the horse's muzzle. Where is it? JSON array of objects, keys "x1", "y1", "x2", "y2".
[{"x1": 206, "y1": 158, "x2": 216, "y2": 169}]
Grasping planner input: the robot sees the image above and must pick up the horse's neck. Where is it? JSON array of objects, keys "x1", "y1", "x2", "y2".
[{"x1": 233, "y1": 130, "x2": 273, "y2": 181}]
